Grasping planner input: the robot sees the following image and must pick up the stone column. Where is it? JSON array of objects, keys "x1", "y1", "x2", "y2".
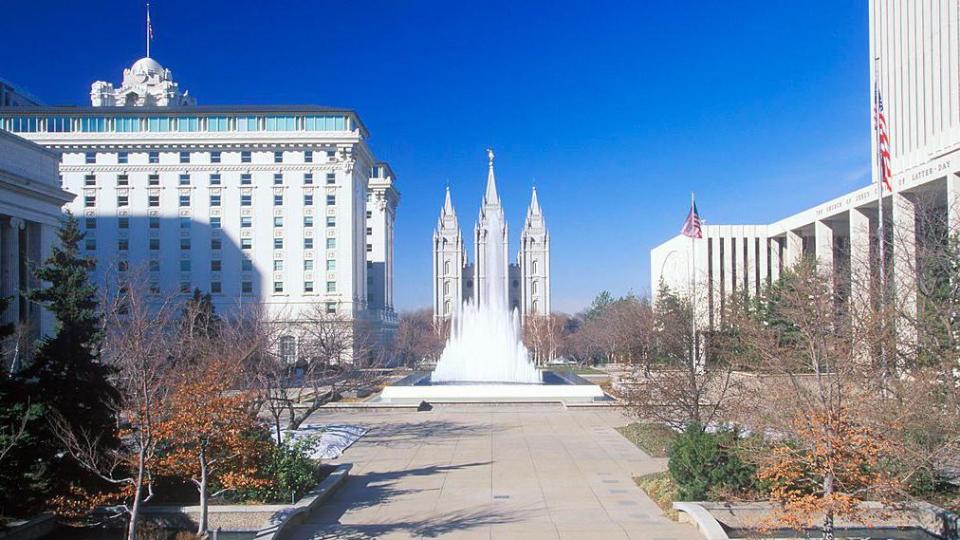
[
  {"x1": 744, "y1": 235, "x2": 757, "y2": 296},
  {"x1": 721, "y1": 229, "x2": 734, "y2": 313},
  {"x1": 849, "y1": 207, "x2": 872, "y2": 315},
  {"x1": 733, "y1": 231, "x2": 745, "y2": 296},
  {"x1": 1, "y1": 218, "x2": 23, "y2": 326},
  {"x1": 815, "y1": 220, "x2": 834, "y2": 293},
  {"x1": 893, "y1": 191, "x2": 918, "y2": 345},
  {"x1": 785, "y1": 229, "x2": 803, "y2": 269},
  {"x1": 948, "y1": 173, "x2": 960, "y2": 239},
  {"x1": 758, "y1": 235, "x2": 769, "y2": 290},
  {"x1": 770, "y1": 237, "x2": 782, "y2": 282}
]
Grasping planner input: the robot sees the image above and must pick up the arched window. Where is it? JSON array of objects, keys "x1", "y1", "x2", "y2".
[
  {"x1": 444, "y1": 261, "x2": 450, "y2": 275},
  {"x1": 532, "y1": 260, "x2": 538, "y2": 273},
  {"x1": 279, "y1": 335, "x2": 296, "y2": 364},
  {"x1": 443, "y1": 280, "x2": 451, "y2": 295},
  {"x1": 444, "y1": 300, "x2": 451, "y2": 315},
  {"x1": 532, "y1": 280, "x2": 538, "y2": 295},
  {"x1": 532, "y1": 300, "x2": 539, "y2": 313}
]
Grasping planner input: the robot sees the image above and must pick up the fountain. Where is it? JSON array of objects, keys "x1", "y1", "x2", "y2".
[{"x1": 378, "y1": 150, "x2": 605, "y2": 403}]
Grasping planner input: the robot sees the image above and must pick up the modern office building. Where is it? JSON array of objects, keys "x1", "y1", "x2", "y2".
[
  {"x1": 433, "y1": 151, "x2": 550, "y2": 323},
  {"x1": 0, "y1": 55, "x2": 399, "y2": 356},
  {"x1": 651, "y1": 1, "x2": 960, "y2": 334},
  {"x1": 0, "y1": 130, "x2": 75, "y2": 363}
]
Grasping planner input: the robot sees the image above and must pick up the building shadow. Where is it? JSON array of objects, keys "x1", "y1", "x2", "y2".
[{"x1": 356, "y1": 419, "x2": 504, "y2": 446}]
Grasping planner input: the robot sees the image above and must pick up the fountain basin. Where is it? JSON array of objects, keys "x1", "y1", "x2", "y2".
[{"x1": 377, "y1": 370, "x2": 608, "y2": 404}]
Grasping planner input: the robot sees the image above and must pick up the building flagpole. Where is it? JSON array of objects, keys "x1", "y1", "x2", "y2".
[
  {"x1": 874, "y1": 57, "x2": 886, "y2": 298},
  {"x1": 146, "y1": 2, "x2": 152, "y2": 58},
  {"x1": 690, "y1": 191, "x2": 698, "y2": 368}
]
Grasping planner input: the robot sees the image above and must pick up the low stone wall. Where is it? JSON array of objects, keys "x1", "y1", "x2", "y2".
[
  {"x1": 254, "y1": 462, "x2": 352, "y2": 539},
  {"x1": 0, "y1": 514, "x2": 56, "y2": 540}
]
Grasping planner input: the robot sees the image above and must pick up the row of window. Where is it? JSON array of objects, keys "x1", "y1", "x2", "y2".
[
  {"x1": 162, "y1": 280, "x2": 335, "y2": 295},
  {"x1": 84, "y1": 236, "x2": 338, "y2": 251},
  {"x1": 84, "y1": 192, "x2": 337, "y2": 208},
  {"x1": 84, "y1": 215, "x2": 339, "y2": 230},
  {"x1": 5, "y1": 114, "x2": 351, "y2": 134},
  {"x1": 84, "y1": 149, "x2": 334, "y2": 165},
  {"x1": 83, "y1": 171, "x2": 337, "y2": 188}
]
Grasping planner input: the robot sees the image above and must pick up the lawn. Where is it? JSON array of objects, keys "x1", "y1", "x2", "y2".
[
  {"x1": 546, "y1": 364, "x2": 605, "y2": 375},
  {"x1": 634, "y1": 471, "x2": 680, "y2": 520},
  {"x1": 614, "y1": 422, "x2": 677, "y2": 458}
]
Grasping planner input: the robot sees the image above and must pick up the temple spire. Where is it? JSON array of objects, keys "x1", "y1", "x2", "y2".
[
  {"x1": 528, "y1": 186, "x2": 542, "y2": 216},
  {"x1": 484, "y1": 148, "x2": 499, "y2": 205},
  {"x1": 443, "y1": 186, "x2": 455, "y2": 215}
]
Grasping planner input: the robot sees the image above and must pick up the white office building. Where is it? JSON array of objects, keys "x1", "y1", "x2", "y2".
[
  {"x1": 0, "y1": 55, "x2": 399, "y2": 353},
  {"x1": 651, "y1": 1, "x2": 960, "y2": 334}
]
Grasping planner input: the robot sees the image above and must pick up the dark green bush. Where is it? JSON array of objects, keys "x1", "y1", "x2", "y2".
[
  {"x1": 667, "y1": 423, "x2": 756, "y2": 501},
  {"x1": 231, "y1": 438, "x2": 321, "y2": 504}
]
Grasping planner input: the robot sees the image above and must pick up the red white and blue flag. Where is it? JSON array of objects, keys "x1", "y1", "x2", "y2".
[
  {"x1": 875, "y1": 84, "x2": 893, "y2": 192},
  {"x1": 681, "y1": 202, "x2": 702, "y2": 239}
]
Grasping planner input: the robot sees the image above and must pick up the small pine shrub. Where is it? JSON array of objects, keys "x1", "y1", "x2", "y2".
[{"x1": 667, "y1": 423, "x2": 756, "y2": 501}]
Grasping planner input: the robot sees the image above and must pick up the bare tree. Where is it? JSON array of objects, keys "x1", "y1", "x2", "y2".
[
  {"x1": 394, "y1": 308, "x2": 444, "y2": 367},
  {"x1": 523, "y1": 313, "x2": 567, "y2": 365}
]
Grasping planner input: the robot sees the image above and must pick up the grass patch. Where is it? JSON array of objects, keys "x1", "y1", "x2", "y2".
[
  {"x1": 634, "y1": 471, "x2": 680, "y2": 520},
  {"x1": 547, "y1": 364, "x2": 604, "y2": 375},
  {"x1": 615, "y1": 423, "x2": 677, "y2": 458}
]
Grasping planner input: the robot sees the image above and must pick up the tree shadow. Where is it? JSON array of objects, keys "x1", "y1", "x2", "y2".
[{"x1": 356, "y1": 420, "x2": 504, "y2": 446}]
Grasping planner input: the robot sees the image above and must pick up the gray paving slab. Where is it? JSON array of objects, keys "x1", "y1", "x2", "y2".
[{"x1": 286, "y1": 406, "x2": 699, "y2": 540}]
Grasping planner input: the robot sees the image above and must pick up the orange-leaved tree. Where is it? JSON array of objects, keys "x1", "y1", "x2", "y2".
[{"x1": 157, "y1": 358, "x2": 270, "y2": 537}]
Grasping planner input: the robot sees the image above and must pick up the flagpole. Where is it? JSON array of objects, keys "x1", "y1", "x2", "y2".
[
  {"x1": 874, "y1": 56, "x2": 886, "y2": 296},
  {"x1": 690, "y1": 192, "x2": 698, "y2": 369},
  {"x1": 146, "y1": 2, "x2": 151, "y2": 58}
]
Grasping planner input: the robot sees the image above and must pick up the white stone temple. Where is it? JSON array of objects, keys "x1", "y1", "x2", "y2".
[
  {"x1": 651, "y1": 0, "x2": 960, "y2": 336},
  {"x1": 433, "y1": 151, "x2": 550, "y2": 323}
]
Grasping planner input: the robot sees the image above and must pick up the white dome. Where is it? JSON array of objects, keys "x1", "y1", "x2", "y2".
[{"x1": 130, "y1": 57, "x2": 164, "y2": 76}]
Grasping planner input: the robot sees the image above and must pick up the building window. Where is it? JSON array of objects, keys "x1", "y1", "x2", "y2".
[
  {"x1": 366, "y1": 227, "x2": 372, "y2": 235},
  {"x1": 149, "y1": 259, "x2": 160, "y2": 271},
  {"x1": 210, "y1": 173, "x2": 221, "y2": 185},
  {"x1": 366, "y1": 243, "x2": 372, "y2": 252},
  {"x1": 85, "y1": 217, "x2": 96, "y2": 229},
  {"x1": 304, "y1": 260, "x2": 314, "y2": 271},
  {"x1": 274, "y1": 151, "x2": 283, "y2": 163},
  {"x1": 304, "y1": 281, "x2": 314, "y2": 293},
  {"x1": 273, "y1": 238, "x2": 284, "y2": 249},
  {"x1": 303, "y1": 215, "x2": 313, "y2": 227},
  {"x1": 117, "y1": 174, "x2": 129, "y2": 186},
  {"x1": 366, "y1": 210, "x2": 372, "y2": 219},
  {"x1": 326, "y1": 281, "x2": 336, "y2": 293},
  {"x1": 274, "y1": 194, "x2": 283, "y2": 206},
  {"x1": 304, "y1": 173, "x2": 313, "y2": 185},
  {"x1": 211, "y1": 260, "x2": 222, "y2": 271},
  {"x1": 117, "y1": 195, "x2": 129, "y2": 207},
  {"x1": 210, "y1": 216, "x2": 221, "y2": 229},
  {"x1": 238, "y1": 117, "x2": 258, "y2": 132},
  {"x1": 148, "y1": 174, "x2": 159, "y2": 186},
  {"x1": 304, "y1": 238, "x2": 314, "y2": 249},
  {"x1": 304, "y1": 194, "x2": 313, "y2": 206},
  {"x1": 241, "y1": 173, "x2": 251, "y2": 185},
  {"x1": 279, "y1": 335, "x2": 296, "y2": 363},
  {"x1": 274, "y1": 173, "x2": 283, "y2": 185},
  {"x1": 180, "y1": 238, "x2": 191, "y2": 250},
  {"x1": 242, "y1": 281, "x2": 253, "y2": 293},
  {"x1": 211, "y1": 151, "x2": 221, "y2": 163},
  {"x1": 180, "y1": 260, "x2": 191, "y2": 272},
  {"x1": 241, "y1": 194, "x2": 252, "y2": 206},
  {"x1": 326, "y1": 173, "x2": 335, "y2": 185},
  {"x1": 84, "y1": 195, "x2": 96, "y2": 207},
  {"x1": 148, "y1": 195, "x2": 159, "y2": 207},
  {"x1": 179, "y1": 174, "x2": 190, "y2": 185},
  {"x1": 179, "y1": 151, "x2": 190, "y2": 164},
  {"x1": 149, "y1": 216, "x2": 159, "y2": 228},
  {"x1": 242, "y1": 259, "x2": 253, "y2": 271},
  {"x1": 84, "y1": 174, "x2": 96, "y2": 186},
  {"x1": 444, "y1": 261, "x2": 450, "y2": 275},
  {"x1": 326, "y1": 302, "x2": 336, "y2": 314},
  {"x1": 241, "y1": 151, "x2": 251, "y2": 163},
  {"x1": 179, "y1": 195, "x2": 191, "y2": 206},
  {"x1": 304, "y1": 150, "x2": 313, "y2": 163},
  {"x1": 211, "y1": 281, "x2": 222, "y2": 294},
  {"x1": 85, "y1": 238, "x2": 96, "y2": 250},
  {"x1": 118, "y1": 238, "x2": 129, "y2": 250},
  {"x1": 532, "y1": 280, "x2": 538, "y2": 294},
  {"x1": 149, "y1": 238, "x2": 160, "y2": 250},
  {"x1": 532, "y1": 300, "x2": 539, "y2": 313},
  {"x1": 118, "y1": 152, "x2": 128, "y2": 164},
  {"x1": 241, "y1": 216, "x2": 252, "y2": 228},
  {"x1": 273, "y1": 281, "x2": 284, "y2": 293},
  {"x1": 326, "y1": 216, "x2": 336, "y2": 227},
  {"x1": 85, "y1": 152, "x2": 96, "y2": 164},
  {"x1": 210, "y1": 194, "x2": 221, "y2": 206},
  {"x1": 148, "y1": 151, "x2": 159, "y2": 164},
  {"x1": 180, "y1": 282, "x2": 191, "y2": 294},
  {"x1": 211, "y1": 239, "x2": 222, "y2": 250},
  {"x1": 444, "y1": 281, "x2": 450, "y2": 295},
  {"x1": 273, "y1": 259, "x2": 284, "y2": 271},
  {"x1": 326, "y1": 238, "x2": 336, "y2": 249},
  {"x1": 179, "y1": 218, "x2": 191, "y2": 230},
  {"x1": 326, "y1": 259, "x2": 336, "y2": 271},
  {"x1": 326, "y1": 194, "x2": 336, "y2": 205},
  {"x1": 119, "y1": 217, "x2": 129, "y2": 229},
  {"x1": 532, "y1": 260, "x2": 538, "y2": 273},
  {"x1": 241, "y1": 238, "x2": 252, "y2": 249}
]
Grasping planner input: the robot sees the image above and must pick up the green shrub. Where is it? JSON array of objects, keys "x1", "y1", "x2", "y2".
[
  {"x1": 231, "y1": 437, "x2": 321, "y2": 503},
  {"x1": 667, "y1": 424, "x2": 756, "y2": 501}
]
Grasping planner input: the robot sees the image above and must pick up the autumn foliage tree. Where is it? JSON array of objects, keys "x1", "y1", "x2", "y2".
[{"x1": 157, "y1": 358, "x2": 270, "y2": 536}]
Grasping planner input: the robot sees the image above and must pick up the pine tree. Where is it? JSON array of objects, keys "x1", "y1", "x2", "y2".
[{"x1": 18, "y1": 212, "x2": 120, "y2": 499}]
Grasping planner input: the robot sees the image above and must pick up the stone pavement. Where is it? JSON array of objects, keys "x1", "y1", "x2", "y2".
[{"x1": 287, "y1": 405, "x2": 700, "y2": 540}]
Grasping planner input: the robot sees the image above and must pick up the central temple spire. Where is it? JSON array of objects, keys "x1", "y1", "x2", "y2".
[{"x1": 484, "y1": 148, "x2": 500, "y2": 205}]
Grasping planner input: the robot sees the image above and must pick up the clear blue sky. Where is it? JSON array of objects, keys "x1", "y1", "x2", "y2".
[{"x1": 0, "y1": 1, "x2": 871, "y2": 313}]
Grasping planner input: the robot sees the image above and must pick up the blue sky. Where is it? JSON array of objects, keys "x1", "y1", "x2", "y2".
[{"x1": 0, "y1": 1, "x2": 871, "y2": 313}]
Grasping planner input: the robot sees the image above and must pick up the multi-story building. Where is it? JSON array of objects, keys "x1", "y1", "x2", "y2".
[
  {"x1": 433, "y1": 151, "x2": 550, "y2": 323},
  {"x1": 0, "y1": 55, "x2": 399, "y2": 356},
  {"x1": 651, "y1": 1, "x2": 960, "y2": 336}
]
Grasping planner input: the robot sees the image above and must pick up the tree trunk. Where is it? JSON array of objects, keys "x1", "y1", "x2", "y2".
[
  {"x1": 822, "y1": 473, "x2": 835, "y2": 540},
  {"x1": 198, "y1": 445, "x2": 209, "y2": 537},
  {"x1": 127, "y1": 449, "x2": 146, "y2": 540}
]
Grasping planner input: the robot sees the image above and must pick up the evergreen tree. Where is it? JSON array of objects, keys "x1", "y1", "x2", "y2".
[{"x1": 17, "y1": 212, "x2": 119, "y2": 503}]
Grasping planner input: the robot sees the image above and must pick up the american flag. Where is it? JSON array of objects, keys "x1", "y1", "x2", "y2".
[
  {"x1": 681, "y1": 201, "x2": 702, "y2": 239},
  {"x1": 147, "y1": 3, "x2": 154, "y2": 40},
  {"x1": 875, "y1": 84, "x2": 893, "y2": 192}
]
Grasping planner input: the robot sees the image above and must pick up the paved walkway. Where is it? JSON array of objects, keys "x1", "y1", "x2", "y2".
[{"x1": 288, "y1": 405, "x2": 699, "y2": 540}]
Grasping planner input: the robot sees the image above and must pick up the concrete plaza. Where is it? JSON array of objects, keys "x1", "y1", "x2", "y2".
[{"x1": 288, "y1": 405, "x2": 699, "y2": 540}]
